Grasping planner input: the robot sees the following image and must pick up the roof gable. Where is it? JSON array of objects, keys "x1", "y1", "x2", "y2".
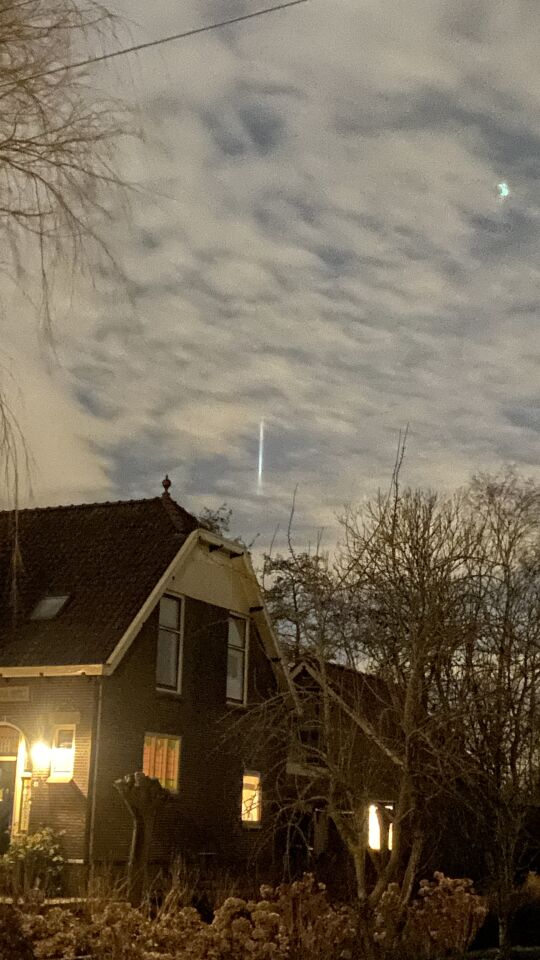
[{"x1": 0, "y1": 496, "x2": 199, "y2": 668}]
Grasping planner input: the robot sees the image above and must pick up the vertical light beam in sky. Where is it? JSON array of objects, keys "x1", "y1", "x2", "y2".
[{"x1": 257, "y1": 419, "x2": 264, "y2": 491}]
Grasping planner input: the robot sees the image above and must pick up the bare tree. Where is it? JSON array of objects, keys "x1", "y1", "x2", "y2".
[
  {"x1": 257, "y1": 468, "x2": 540, "y2": 959},
  {"x1": 0, "y1": 0, "x2": 129, "y2": 503},
  {"x1": 0, "y1": 0, "x2": 128, "y2": 313}
]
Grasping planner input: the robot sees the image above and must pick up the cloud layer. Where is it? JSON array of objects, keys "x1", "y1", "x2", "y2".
[{"x1": 2, "y1": 0, "x2": 539, "y2": 546}]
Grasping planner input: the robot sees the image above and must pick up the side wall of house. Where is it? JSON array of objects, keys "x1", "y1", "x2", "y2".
[
  {"x1": 0, "y1": 675, "x2": 96, "y2": 862},
  {"x1": 91, "y1": 597, "x2": 278, "y2": 871}
]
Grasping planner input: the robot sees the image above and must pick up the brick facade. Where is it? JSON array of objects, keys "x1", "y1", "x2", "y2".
[{"x1": 0, "y1": 676, "x2": 96, "y2": 862}]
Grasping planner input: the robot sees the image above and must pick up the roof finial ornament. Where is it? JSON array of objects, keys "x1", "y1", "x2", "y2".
[{"x1": 162, "y1": 474, "x2": 171, "y2": 496}]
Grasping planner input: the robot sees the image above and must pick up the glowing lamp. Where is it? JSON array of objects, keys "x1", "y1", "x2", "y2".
[{"x1": 31, "y1": 741, "x2": 51, "y2": 771}]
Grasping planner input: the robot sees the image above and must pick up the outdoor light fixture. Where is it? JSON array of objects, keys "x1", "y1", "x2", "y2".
[{"x1": 30, "y1": 740, "x2": 51, "y2": 772}]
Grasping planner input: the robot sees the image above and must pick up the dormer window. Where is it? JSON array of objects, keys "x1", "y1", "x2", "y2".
[{"x1": 30, "y1": 595, "x2": 70, "y2": 620}]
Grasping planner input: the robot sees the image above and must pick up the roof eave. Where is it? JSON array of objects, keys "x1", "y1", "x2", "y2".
[{"x1": 0, "y1": 663, "x2": 104, "y2": 678}]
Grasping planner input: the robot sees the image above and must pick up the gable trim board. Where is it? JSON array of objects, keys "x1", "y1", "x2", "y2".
[
  {"x1": 0, "y1": 529, "x2": 294, "y2": 698},
  {"x1": 0, "y1": 664, "x2": 104, "y2": 678}
]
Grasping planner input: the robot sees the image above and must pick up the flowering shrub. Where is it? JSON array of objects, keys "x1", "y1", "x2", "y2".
[
  {"x1": 0, "y1": 829, "x2": 64, "y2": 898},
  {"x1": 374, "y1": 872, "x2": 488, "y2": 960}
]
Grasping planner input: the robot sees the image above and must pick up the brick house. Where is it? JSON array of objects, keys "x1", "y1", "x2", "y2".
[{"x1": 0, "y1": 482, "x2": 291, "y2": 887}]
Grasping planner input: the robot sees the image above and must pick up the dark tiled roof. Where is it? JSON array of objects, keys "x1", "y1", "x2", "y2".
[{"x1": 0, "y1": 495, "x2": 200, "y2": 668}]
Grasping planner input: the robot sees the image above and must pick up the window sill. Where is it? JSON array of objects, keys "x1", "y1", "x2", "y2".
[
  {"x1": 156, "y1": 687, "x2": 183, "y2": 699},
  {"x1": 241, "y1": 821, "x2": 262, "y2": 830},
  {"x1": 47, "y1": 776, "x2": 73, "y2": 784},
  {"x1": 286, "y1": 761, "x2": 326, "y2": 777},
  {"x1": 226, "y1": 700, "x2": 248, "y2": 710}
]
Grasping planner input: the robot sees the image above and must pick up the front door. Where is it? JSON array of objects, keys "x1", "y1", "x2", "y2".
[
  {"x1": 0, "y1": 725, "x2": 23, "y2": 852},
  {"x1": 0, "y1": 759, "x2": 16, "y2": 853}
]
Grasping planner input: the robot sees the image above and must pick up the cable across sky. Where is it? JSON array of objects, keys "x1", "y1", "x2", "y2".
[{"x1": 3, "y1": 0, "x2": 312, "y2": 87}]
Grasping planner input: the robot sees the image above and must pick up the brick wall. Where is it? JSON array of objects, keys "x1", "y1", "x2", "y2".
[{"x1": 91, "y1": 597, "x2": 279, "y2": 870}]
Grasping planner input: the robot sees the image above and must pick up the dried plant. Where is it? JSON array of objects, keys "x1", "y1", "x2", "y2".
[{"x1": 374, "y1": 873, "x2": 487, "y2": 960}]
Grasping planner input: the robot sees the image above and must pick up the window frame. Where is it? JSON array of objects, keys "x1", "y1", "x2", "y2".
[
  {"x1": 156, "y1": 593, "x2": 185, "y2": 695},
  {"x1": 48, "y1": 724, "x2": 76, "y2": 783},
  {"x1": 241, "y1": 769, "x2": 262, "y2": 827},
  {"x1": 226, "y1": 613, "x2": 249, "y2": 706},
  {"x1": 142, "y1": 732, "x2": 181, "y2": 794}
]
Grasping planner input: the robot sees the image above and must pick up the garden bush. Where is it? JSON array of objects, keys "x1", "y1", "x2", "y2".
[
  {"x1": 0, "y1": 903, "x2": 35, "y2": 960},
  {"x1": 0, "y1": 828, "x2": 64, "y2": 898},
  {"x1": 17, "y1": 874, "x2": 356, "y2": 960},
  {"x1": 374, "y1": 872, "x2": 488, "y2": 960},
  {"x1": 13, "y1": 870, "x2": 491, "y2": 960}
]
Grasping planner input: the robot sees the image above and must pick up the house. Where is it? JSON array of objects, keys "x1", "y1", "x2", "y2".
[
  {"x1": 281, "y1": 659, "x2": 399, "y2": 892},
  {"x1": 0, "y1": 480, "x2": 291, "y2": 888}
]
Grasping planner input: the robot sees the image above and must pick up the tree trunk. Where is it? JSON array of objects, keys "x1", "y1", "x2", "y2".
[
  {"x1": 127, "y1": 812, "x2": 146, "y2": 907},
  {"x1": 498, "y1": 908, "x2": 511, "y2": 960},
  {"x1": 114, "y1": 773, "x2": 168, "y2": 907}
]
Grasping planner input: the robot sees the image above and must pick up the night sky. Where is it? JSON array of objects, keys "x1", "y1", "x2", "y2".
[{"x1": 4, "y1": 0, "x2": 540, "y2": 547}]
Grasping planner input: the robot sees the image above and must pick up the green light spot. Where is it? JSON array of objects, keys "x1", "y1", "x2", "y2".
[{"x1": 497, "y1": 182, "x2": 509, "y2": 199}]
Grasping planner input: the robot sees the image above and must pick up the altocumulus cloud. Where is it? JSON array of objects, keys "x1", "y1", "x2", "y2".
[{"x1": 3, "y1": 0, "x2": 540, "y2": 545}]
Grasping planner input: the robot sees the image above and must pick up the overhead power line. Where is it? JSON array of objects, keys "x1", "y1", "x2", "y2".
[{"x1": 2, "y1": 0, "x2": 312, "y2": 87}]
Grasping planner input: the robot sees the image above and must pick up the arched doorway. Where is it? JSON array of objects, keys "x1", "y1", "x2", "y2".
[{"x1": 0, "y1": 724, "x2": 28, "y2": 853}]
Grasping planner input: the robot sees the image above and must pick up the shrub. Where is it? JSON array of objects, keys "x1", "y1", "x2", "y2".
[
  {"x1": 18, "y1": 874, "x2": 357, "y2": 960},
  {"x1": 0, "y1": 828, "x2": 64, "y2": 898},
  {"x1": 0, "y1": 903, "x2": 35, "y2": 960},
  {"x1": 261, "y1": 874, "x2": 357, "y2": 960},
  {"x1": 374, "y1": 873, "x2": 488, "y2": 960}
]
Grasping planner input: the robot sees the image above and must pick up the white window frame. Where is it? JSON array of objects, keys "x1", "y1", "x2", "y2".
[
  {"x1": 143, "y1": 732, "x2": 181, "y2": 793},
  {"x1": 156, "y1": 593, "x2": 185, "y2": 694},
  {"x1": 48, "y1": 724, "x2": 76, "y2": 783},
  {"x1": 226, "y1": 614, "x2": 249, "y2": 706},
  {"x1": 241, "y1": 769, "x2": 262, "y2": 826}
]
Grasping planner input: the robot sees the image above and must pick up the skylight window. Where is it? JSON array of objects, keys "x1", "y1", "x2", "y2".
[{"x1": 30, "y1": 595, "x2": 70, "y2": 620}]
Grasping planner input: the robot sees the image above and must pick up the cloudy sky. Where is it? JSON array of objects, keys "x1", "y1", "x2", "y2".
[{"x1": 3, "y1": 0, "x2": 540, "y2": 547}]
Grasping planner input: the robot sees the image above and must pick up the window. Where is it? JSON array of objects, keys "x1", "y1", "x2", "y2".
[
  {"x1": 50, "y1": 726, "x2": 75, "y2": 781},
  {"x1": 368, "y1": 803, "x2": 394, "y2": 851},
  {"x1": 30, "y1": 595, "x2": 70, "y2": 620},
  {"x1": 287, "y1": 722, "x2": 324, "y2": 775},
  {"x1": 143, "y1": 733, "x2": 180, "y2": 792},
  {"x1": 156, "y1": 595, "x2": 183, "y2": 691},
  {"x1": 227, "y1": 615, "x2": 248, "y2": 703},
  {"x1": 242, "y1": 771, "x2": 261, "y2": 824},
  {"x1": 298, "y1": 724, "x2": 322, "y2": 764}
]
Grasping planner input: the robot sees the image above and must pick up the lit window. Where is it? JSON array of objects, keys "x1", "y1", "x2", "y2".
[
  {"x1": 143, "y1": 733, "x2": 180, "y2": 792},
  {"x1": 156, "y1": 595, "x2": 183, "y2": 691},
  {"x1": 50, "y1": 726, "x2": 75, "y2": 781},
  {"x1": 227, "y1": 616, "x2": 248, "y2": 703},
  {"x1": 31, "y1": 595, "x2": 70, "y2": 620},
  {"x1": 242, "y1": 771, "x2": 261, "y2": 824},
  {"x1": 368, "y1": 803, "x2": 394, "y2": 851}
]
